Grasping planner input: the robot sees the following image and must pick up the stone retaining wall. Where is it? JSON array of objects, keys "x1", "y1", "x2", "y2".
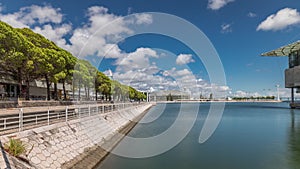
[{"x1": 0, "y1": 104, "x2": 152, "y2": 169}]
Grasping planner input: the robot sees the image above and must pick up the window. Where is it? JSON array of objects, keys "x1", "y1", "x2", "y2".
[{"x1": 289, "y1": 51, "x2": 300, "y2": 68}]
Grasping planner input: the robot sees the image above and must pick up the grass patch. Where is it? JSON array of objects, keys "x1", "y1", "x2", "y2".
[{"x1": 4, "y1": 138, "x2": 26, "y2": 157}]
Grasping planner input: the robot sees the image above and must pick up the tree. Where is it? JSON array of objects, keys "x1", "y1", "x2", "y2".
[
  {"x1": 209, "y1": 93, "x2": 213, "y2": 100},
  {"x1": 99, "y1": 83, "x2": 111, "y2": 101},
  {"x1": 95, "y1": 71, "x2": 111, "y2": 100},
  {"x1": 16, "y1": 28, "x2": 74, "y2": 101},
  {"x1": 0, "y1": 21, "x2": 143, "y2": 102},
  {"x1": 0, "y1": 21, "x2": 41, "y2": 100}
]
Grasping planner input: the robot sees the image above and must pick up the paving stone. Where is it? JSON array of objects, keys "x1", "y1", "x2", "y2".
[
  {"x1": 52, "y1": 160, "x2": 61, "y2": 168},
  {"x1": 39, "y1": 144, "x2": 47, "y2": 150},
  {"x1": 50, "y1": 153, "x2": 58, "y2": 161},
  {"x1": 41, "y1": 160, "x2": 51, "y2": 168},
  {"x1": 46, "y1": 157, "x2": 54, "y2": 166},
  {"x1": 31, "y1": 156, "x2": 41, "y2": 165},
  {"x1": 32, "y1": 147, "x2": 42, "y2": 154},
  {"x1": 42, "y1": 150, "x2": 51, "y2": 157},
  {"x1": 57, "y1": 157, "x2": 65, "y2": 164},
  {"x1": 55, "y1": 151, "x2": 63, "y2": 158}
]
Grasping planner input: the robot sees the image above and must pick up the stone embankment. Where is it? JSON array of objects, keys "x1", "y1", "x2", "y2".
[{"x1": 0, "y1": 103, "x2": 153, "y2": 169}]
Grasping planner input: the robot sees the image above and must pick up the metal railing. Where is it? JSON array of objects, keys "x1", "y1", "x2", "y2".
[{"x1": 0, "y1": 103, "x2": 142, "y2": 135}]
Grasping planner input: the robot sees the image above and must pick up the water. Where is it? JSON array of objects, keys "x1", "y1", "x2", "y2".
[{"x1": 97, "y1": 102, "x2": 300, "y2": 169}]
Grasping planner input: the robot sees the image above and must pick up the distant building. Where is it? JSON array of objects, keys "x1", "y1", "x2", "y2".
[
  {"x1": 262, "y1": 41, "x2": 300, "y2": 108},
  {"x1": 149, "y1": 90, "x2": 190, "y2": 102}
]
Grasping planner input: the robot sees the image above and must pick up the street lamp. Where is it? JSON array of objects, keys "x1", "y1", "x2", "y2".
[{"x1": 276, "y1": 84, "x2": 280, "y2": 101}]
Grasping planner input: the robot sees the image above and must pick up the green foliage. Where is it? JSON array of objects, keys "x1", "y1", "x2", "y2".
[
  {"x1": 232, "y1": 96, "x2": 276, "y2": 100},
  {"x1": 167, "y1": 93, "x2": 173, "y2": 101},
  {"x1": 0, "y1": 21, "x2": 41, "y2": 99},
  {"x1": 4, "y1": 138, "x2": 26, "y2": 157},
  {"x1": 0, "y1": 21, "x2": 144, "y2": 101}
]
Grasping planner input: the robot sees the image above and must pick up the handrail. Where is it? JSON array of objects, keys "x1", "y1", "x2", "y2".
[{"x1": 0, "y1": 102, "x2": 144, "y2": 135}]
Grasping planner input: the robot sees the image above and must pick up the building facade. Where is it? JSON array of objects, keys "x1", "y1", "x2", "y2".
[
  {"x1": 0, "y1": 71, "x2": 71, "y2": 100},
  {"x1": 262, "y1": 41, "x2": 300, "y2": 108}
]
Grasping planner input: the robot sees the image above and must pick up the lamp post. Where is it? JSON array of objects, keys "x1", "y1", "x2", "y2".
[{"x1": 276, "y1": 84, "x2": 280, "y2": 101}]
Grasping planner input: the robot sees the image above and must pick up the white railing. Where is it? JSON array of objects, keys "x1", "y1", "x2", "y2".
[{"x1": 0, "y1": 103, "x2": 142, "y2": 135}]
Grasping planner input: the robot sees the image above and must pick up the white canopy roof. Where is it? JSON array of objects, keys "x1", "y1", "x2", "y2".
[{"x1": 261, "y1": 41, "x2": 300, "y2": 57}]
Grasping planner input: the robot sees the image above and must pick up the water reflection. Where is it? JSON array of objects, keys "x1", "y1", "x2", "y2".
[{"x1": 289, "y1": 110, "x2": 300, "y2": 168}]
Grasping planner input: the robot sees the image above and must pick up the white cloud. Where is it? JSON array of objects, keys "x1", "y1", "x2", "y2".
[
  {"x1": 33, "y1": 24, "x2": 72, "y2": 47},
  {"x1": 233, "y1": 90, "x2": 261, "y2": 97},
  {"x1": 21, "y1": 5, "x2": 63, "y2": 25},
  {"x1": 0, "y1": 4, "x2": 231, "y2": 98},
  {"x1": 221, "y1": 23, "x2": 232, "y2": 33},
  {"x1": 0, "y1": 4, "x2": 71, "y2": 49},
  {"x1": 257, "y1": 8, "x2": 300, "y2": 31},
  {"x1": 66, "y1": 6, "x2": 153, "y2": 58},
  {"x1": 116, "y1": 47, "x2": 158, "y2": 72},
  {"x1": 135, "y1": 13, "x2": 153, "y2": 25},
  {"x1": 0, "y1": 5, "x2": 153, "y2": 59},
  {"x1": 0, "y1": 5, "x2": 63, "y2": 28},
  {"x1": 247, "y1": 12, "x2": 257, "y2": 18},
  {"x1": 176, "y1": 54, "x2": 195, "y2": 65},
  {"x1": 208, "y1": 0, "x2": 234, "y2": 10}
]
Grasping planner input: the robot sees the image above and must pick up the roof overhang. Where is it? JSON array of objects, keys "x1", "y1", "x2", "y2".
[{"x1": 261, "y1": 41, "x2": 300, "y2": 57}]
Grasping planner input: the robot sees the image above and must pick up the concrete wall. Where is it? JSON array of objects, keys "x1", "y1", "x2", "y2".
[{"x1": 0, "y1": 104, "x2": 152, "y2": 169}]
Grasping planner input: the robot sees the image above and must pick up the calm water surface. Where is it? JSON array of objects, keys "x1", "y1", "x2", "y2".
[{"x1": 97, "y1": 102, "x2": 300, "y2": 169}]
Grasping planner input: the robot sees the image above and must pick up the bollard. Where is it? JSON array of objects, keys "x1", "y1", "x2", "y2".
[
  {"x1": 4, "y1": 118, "x2": 6, "y2": 129},
  {"x1": 79, "y1": 105, "x2": 81, "y2": 118},
  {"x1": 19, "y1": 108, "x2": 23, "y2": 132},
  {"x1": 48, "y1": 107, "x2": 50, "y2": 125},
  {"x1": 77, "y1": 106, "x2": 80, "y2": 117},
  {"x1": 65, "y1": 106, "x2": 68, "y2": 122}
]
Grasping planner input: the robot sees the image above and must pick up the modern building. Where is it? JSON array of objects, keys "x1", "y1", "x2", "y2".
[
  {"x1": 262, "y1": 41, "x2": 300, "y2": 108},
  {"x1": 0, "y1": 71, "x2": 72, "y2": 100}
]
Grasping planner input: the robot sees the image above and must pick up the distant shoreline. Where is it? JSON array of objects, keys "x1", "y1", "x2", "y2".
[{"x1": 157, "y1": 100, "x2": 284, "y2": 103}]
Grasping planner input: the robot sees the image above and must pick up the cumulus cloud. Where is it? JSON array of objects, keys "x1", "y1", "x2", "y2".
[
  {"x1": 257, "y1": 8, "x2": 300, "y2": 31},
  {"x1": 208, "y1": 0, "x2": 234, "y2": 10},
  {"x1": 66, "y1": 6, "x2": 153, "y2": 58},
  {"x1": 33, "y1": 24, "x2": 72, "y2": 47},
  {"x1": 221, "y1": 23, "x2": 232, "y2": 33},
  {"x1": 116, "y1": 47, "x2": 158, "y2": 72},
  {"x1": 176, "y1": 54, "x2": 195, "y2": 65},
  {"x1": 0, "y1": 5, "x2": 63, "y2": 28},
  {"x1": 0, "y1": 4, "x2": 230, "y2": 98},
  {"x1": 233, "y1": 90, "x2": 261, "y2": 97},
  {"x1": 0, "y1": 4, "x2": 72, "y2": 50},
  {"x1": 135, "y1": 13, "x2": 153, "y2": 25},
  {"x1": 0, "y1": 4, "x2": 153, "y2": 59},
  {"x1": 113, "y1": 64, "x2": 230, "y2": 99}
]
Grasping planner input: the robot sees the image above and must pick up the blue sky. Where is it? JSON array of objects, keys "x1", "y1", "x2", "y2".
[{"x1": 1, "y1": 0, "x2": 300, "y2": 98}]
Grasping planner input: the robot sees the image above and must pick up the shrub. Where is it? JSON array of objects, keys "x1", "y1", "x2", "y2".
[{"x1": 4, "y1": 138, "x2": 26, "y2": 157}]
